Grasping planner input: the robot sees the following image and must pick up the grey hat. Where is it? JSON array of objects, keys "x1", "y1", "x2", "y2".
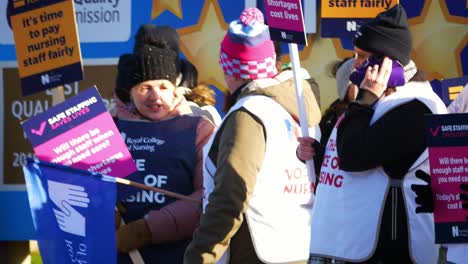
[{"x1": 336, "y1": 58, "x2": 355, "y2": 100}]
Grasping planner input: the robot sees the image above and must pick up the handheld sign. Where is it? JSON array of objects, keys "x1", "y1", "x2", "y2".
[
  {"x1": 264, "y1": 0, "x2": 316, "y2": 190},
  {"x1": 425, "y1": 113, "x2": 468, "y2": 244},
  {"x1": 321, "y1": 0, "x2": 398, "y2": 38},
  {"x1": 21, "y1": 86, "x2": 137, "y2": 178},
  {"x1": 263, "y1": 0, "x2": 307, "y2": 45},
  {"x1": 9, "y1": 0, "x2": 83, "y2": 96}
]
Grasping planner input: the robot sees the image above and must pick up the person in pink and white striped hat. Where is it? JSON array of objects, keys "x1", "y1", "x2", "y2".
[
  {"x1": 184, "y1": 7, "x2": 321, "y2": 264},
  {"x1": 219, "y1": 8, "x2": 277, "y2": 81}
]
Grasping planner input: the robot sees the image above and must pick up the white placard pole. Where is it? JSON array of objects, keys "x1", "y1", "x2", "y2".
[{"x1": 288, "y1": 43, "x2": 315, "y2": 184}]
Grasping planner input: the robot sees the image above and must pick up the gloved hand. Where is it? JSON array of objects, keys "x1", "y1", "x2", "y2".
[
  {"x1": 116, "y1": 219, "x2": 152, "y2": 253},
  {"x1": 411, "y1": 170, "x2": 434, "y2": 213}
]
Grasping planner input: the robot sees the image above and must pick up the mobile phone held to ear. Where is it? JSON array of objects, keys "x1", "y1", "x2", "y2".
[{"x1": 349, "y1": 56, "x2": 406, "y2": 88}]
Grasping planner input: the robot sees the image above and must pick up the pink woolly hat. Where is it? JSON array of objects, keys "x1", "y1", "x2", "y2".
[{"x1": 219, "y1": 8, "x2": 277, "y2": 80}]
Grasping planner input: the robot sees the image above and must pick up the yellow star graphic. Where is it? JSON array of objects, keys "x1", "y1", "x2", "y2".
[
  {"x1": 152, "y1": 0, "x2": 183, "y2": 19},
  {"x1": 410, "y1": 0, "x2": 468, "y2": 79},
  {"x1": 178, "y1": 0, "x2": 229, "y2": 93},
  {"x1": 298, "y1": 37, "x2": 353, "y2": 109}
]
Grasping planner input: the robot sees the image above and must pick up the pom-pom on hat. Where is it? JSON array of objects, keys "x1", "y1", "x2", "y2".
[
  {"x1": 219, "y1": 8, "x2": 277, "y2": 80},
  {"x1": 133, "y1": 24, "x2": 182, "y2": 73},
  {"x1": 115, "y1": 43, "x2": 178, "y2": 103},
  {"x1": 353, "y1": 4, "x2": 412, "y2": 66}
]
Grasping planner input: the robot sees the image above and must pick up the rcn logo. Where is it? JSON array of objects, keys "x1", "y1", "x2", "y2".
[
  {"x1": 280, "y1": 31, "x2": 292, "y2": 40},
  {"x1": 48, "y1": 180, "x2": 90, "y2": 237},
  {"x1": 346, "y1": 21, "x2": 357, "y2": 32},
  {"x1": 281, "y1": 31, "x2": 287, "y2": 39},
  {"x1": 452, "y1": 225, "x2": 459, "y2": 237},
  {"x1": 41, "y1": 74, "x2": 50, "y2": 85}
]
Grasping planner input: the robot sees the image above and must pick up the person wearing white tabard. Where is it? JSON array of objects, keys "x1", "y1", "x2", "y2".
[
  {"x1": 299, "y1": 5, "x2": 448, "y2": 264},
  {"x1": 184, "y1": 7, "x2": 322, "y2": 264}
]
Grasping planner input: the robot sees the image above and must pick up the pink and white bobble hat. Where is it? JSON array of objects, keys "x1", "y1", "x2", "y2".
[{"x1": 219, "y1": 8, "x2": 277, "y2": 80}]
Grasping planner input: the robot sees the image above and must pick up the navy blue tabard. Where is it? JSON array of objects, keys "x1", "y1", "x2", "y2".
[{"x1": 115, "y1": 115, "x2": 201, "y2": 264}]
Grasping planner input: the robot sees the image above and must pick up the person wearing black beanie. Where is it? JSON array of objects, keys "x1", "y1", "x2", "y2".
[
  {"x1": 299, "y1": 4, "x2": 449, "y2": 264},
  {"x1": 113, "y1": 23, "x2": 222, "y2": 125},
  {"x1": 133, "y1": 24, "x2": 182, "y2": 73},
  {"x1": 353, "y1": 4, "x2": 412, "y2": 66},
  {"x1": 114, "y1": 43, "x2": 178, "y2": 105},
  {"x1": 112, "y1": 40, "x2": 216, "y2": 264}
]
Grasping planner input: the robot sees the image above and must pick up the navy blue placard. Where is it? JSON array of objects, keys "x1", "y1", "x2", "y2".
[
  {"x1": 321, "y1": 18, "x2": 371, "y2": 39},
  {"x1": 425, "y1": 113, "x2": 468, "y2": 148},
  {"x1": 435, "y1": 222, "x2": 468, "y2": 244},
  {"x1": 21, "y1": 62, "x2": 84, "y2": 96},
  {"x1": 269, "y1": 28, "x2": 307, "y2": 45},
  {"x1": 8, "y1": 0, "x2": 66, "y2": 16}
]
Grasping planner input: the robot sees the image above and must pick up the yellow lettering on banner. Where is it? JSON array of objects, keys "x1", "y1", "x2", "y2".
[
  {"x1": 449, "y1": 85, "x2": 463, "y2": 100},
  {"x1": 10, "y1": 1, "x2": 81, "y2": 78},
  {"x1": 450, "y1": 93, "x2": 460, "y2": 100},
  {"x1": 322, "y1": 0, "x2": 399, "y2": 18}
]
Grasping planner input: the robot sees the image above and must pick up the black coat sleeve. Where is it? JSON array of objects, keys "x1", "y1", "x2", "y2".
[{"x1": 336, "y1": 95, "x2": 432, "y2": 178}]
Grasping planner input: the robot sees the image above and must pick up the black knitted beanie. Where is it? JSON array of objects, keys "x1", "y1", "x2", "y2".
[
  {"x1": 133, "y1": 24, "x2": 181, "y2": 73},
  {"x1": 353, "y1": 4, "x2": 412, "y2": 66},
  {"x1": 115, "y1": 43, "x2": 178, "y2": 103}
]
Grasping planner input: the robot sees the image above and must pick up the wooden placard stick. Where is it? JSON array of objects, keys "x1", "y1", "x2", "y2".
[{"x1": 51, "y1": 85, "x2": 66, "y2": 106}]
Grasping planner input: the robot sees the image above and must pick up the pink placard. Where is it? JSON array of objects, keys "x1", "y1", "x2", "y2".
[
  {"x1": 34, "y1": 112, "x2": 135, "y2": 178},
  {"x1": 429, "y1": 146, "x2": 468, "y2": 223},
  {"x1": 22, "y1": 87, "x2": 136, "y2": 178},
  {"x1": 264, "y1": 0, "x2": 305, "y2": 32}
]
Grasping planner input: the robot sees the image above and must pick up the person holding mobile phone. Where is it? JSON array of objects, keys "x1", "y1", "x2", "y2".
[{"x1": 299, "y1": 4, "x2": 448, "y2": 264}]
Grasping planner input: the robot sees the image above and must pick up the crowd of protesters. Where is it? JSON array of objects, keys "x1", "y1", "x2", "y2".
[
  {"x1": 106, "y1": 4, "x2": 468, "y2": 263},
  {"x1": 14, "y1": 2, "x2": 462, "y2": 263}
]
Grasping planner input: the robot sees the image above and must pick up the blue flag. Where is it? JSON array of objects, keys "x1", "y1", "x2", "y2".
[{"x1": 23, "y1": 159, "x2": 117, "y2": 264}]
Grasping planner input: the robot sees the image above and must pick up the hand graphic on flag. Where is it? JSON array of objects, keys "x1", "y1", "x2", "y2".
[
  {"x1": 48, "y1": 180, "x2": 90, "y2": 237},
  {"x1": 24, "y1": 160, "x2": 117, "y2": 263}
]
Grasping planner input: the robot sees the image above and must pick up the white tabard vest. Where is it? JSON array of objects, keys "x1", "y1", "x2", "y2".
[
  {"x1": 310, "y1": 82, "x2": 447, "y2": 263},
  {"x1": 203, "y1": 95, "x2": 320, "y2": 263}
]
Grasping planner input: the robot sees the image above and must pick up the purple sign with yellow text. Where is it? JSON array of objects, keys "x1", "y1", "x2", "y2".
[
  {"x1": 425, "y1": 113, "x2": 468, "y2": 243},
  {"x1": 263, "y1": 0, "x2": 307, "y2": 45},
  {"x1": 21, "y1": 86, "x2": 136, "y2": 178}
]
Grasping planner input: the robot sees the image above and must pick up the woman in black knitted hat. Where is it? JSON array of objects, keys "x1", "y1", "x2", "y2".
[
  {"x1": 113, "y1": 23, "x2": 222, "y2": 125},
  {"x1": 112, "y1": 40, "x2": 215, "y2": 264}
]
